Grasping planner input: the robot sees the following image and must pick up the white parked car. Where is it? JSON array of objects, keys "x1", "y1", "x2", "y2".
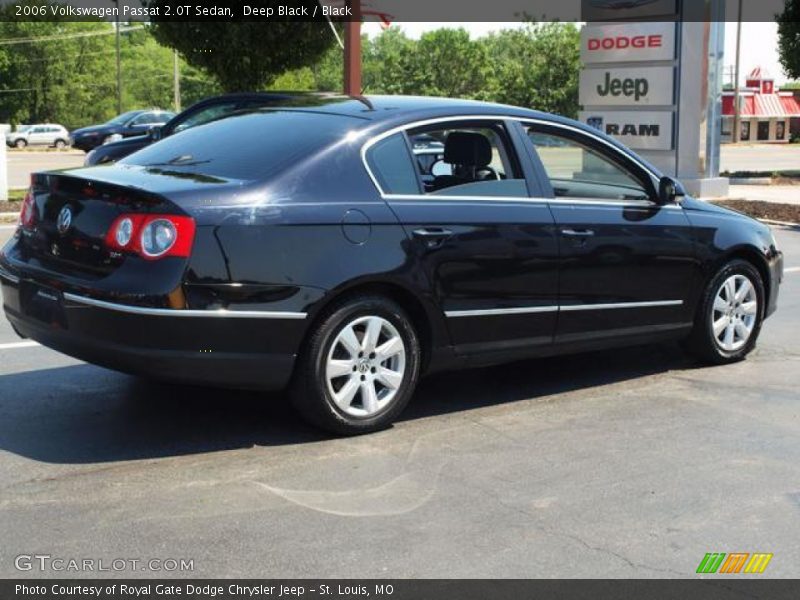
[{"x1": 5, "y1": 124, "x2": 70, "y2": 149}]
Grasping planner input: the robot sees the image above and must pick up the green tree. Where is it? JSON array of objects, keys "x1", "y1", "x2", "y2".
[
  {"x1": 409, "y1": 28, "x2": 489, "y2": 99},
  {"x1": 482, "y1": 21, "x2": 580, "y2": 117},
  {"x1": 363, "y1": 29, "x2": 416, "y2": 94},
  {"x1": 777, "y1": 0, "x2": 800, "y2": 80},
  {"x1": 145, "y1": 3, "x2": 336, "y2": 92},
  {"x1": 119, "y1": 28, "x2": 221, "y2": 111},
  {"x1": 311, "y1": 40, "x2": 344, "y2": 91},
  {"x1": 0, "y1": 4, "x2": 118, "y2": 128}
]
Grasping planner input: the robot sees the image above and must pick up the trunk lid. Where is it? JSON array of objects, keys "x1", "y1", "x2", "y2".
[{"x1": 21, "y1": 171, "x2": 185, "y2": 279}]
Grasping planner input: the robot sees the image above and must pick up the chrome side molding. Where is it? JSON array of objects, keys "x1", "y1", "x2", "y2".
[
  {"x1": 63, "y1": 293, "x2": 307, "y2": 320},
  {"x1": 446, "y1": 299, "x2": 683, "y2": 318}
]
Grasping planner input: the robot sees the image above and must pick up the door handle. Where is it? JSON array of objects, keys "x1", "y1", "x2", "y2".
[
  {"x1": 561, "y1": 228, "x2": 595, "y2": 237},
  {"x1": 412, "y1": 227, "x2": 453, "y2": 248}
]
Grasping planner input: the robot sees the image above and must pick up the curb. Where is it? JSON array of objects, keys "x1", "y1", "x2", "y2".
[
  {"x1": 729, "y1": 178, "x2": 774, "y2": 185},
  {"x1": 758, "y1": 218, "x2": 800, "y2": 229}
]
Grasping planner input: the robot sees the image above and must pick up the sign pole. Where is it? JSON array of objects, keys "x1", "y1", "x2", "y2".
[
  {"x1": 732, "y1": 0, "x2": 743, "y2": 144},
  {"x1": 343, "y1": 0, "x2": 362, "y2": 95}
]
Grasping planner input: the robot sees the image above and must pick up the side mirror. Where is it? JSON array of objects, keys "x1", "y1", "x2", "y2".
[
  {"x1": 658, "y1": 176, "x2": 684, "y2": 205},
  {"x1": 149, "y1": 125, "x2": 163, "y2": 141}
]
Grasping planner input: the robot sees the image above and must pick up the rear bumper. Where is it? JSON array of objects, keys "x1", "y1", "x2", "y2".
[{"x1": 0, "y1": 268, "x2": 306, "y2": 391}]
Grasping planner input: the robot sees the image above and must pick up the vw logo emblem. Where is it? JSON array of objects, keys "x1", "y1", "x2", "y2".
[{"x1": 56, "y1": 206, "x2": 73, "y2": 235}]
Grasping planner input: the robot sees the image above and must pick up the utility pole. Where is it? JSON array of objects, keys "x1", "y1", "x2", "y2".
[
  {"x1": 114, "y1": 0, "x2": 122, "y2": 114},
  {"x1": 732, "y1": 0, "x2": 743, "y2": 143},
  {"x1": 343, "y1": 0, "x2": 361, "y2": 95},
  {"x1": 173, "y1": 50, "x2": 181, "y2": 112}
]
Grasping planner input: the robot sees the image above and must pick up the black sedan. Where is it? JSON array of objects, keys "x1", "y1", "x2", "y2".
[
  {"x1": 0, "y1": 96, "x2": 784, "y2": 434},
  {"x1": 84, "y1": 93, "x2": 297, "y2": 166},
  {"x1": 70, "y1": 109, "x2": 175, "y2": 152}
]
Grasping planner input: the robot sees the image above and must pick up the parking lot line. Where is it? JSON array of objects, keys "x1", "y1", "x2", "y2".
[
  {"x1": 786, "y1": 266, "x2": 800, "y2": 273},
  {"x1": 0, "y1": 341, "x2": 39, "y2": 350}
]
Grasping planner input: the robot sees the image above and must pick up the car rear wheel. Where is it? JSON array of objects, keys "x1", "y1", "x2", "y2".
[
  {"x1": 684, "y1": 259, "x2": 764, "y2": 364},
  {"x1": 54, "y1": 139, "x2": 66, "y2": 149},
  {"x1": 14, "y1": 139, "x2": 26, "y2": 149},
  {"x1": 290, "y1": 295, "x2": 421, "y2": 435}
]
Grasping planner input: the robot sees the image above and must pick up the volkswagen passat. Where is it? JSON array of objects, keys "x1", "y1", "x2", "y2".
[{"x1": 0, "y1": 96, "x2": 783, "y2": 434}]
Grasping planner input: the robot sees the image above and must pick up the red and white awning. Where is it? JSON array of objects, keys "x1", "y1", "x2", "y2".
[{"x1": 722, "y1": 92, "x2": 800, "y2": 118}]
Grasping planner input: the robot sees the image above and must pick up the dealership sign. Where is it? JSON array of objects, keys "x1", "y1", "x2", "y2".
[
  {"x1": 579, "y1": 110, "x2": 674, "y2": 150},
  {"x1": 581, "y1": 22, "x2": 676, "y2": 64},
  {"x1": 579, "y1": 66, "x2": 674, "y2": 106}
]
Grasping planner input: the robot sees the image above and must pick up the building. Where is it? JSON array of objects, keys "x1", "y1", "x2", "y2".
[{"x1": 722, "y1": 67, "x2": 800, "y2": 143}]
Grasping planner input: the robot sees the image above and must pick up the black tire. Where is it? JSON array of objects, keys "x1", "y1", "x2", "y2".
[
  {"x1": 684, "y1": 259, "x2": 764, "y2": 364},
  {"x1": 14, "y1": 139, "x2": 26, "y2": 149},
  {"x1": 290, "y1": 295, "x2": 421, "y2": 435},
  {"x1": 54, "y1": 139, "x2": 66, "y2": 149}
]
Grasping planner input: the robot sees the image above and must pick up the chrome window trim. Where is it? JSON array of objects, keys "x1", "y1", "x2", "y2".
[
  {"x1": 381, "y1": 193, "x2": 682, "y2": 210},
  {"x1": 63, "y1": 293, "x2": 307, "y2": 320},
  {"x1": 360, "y1": 114, "x2": 671, "y2": 209},
  {"x1": 383, "y1": 193, "x2": 549, "y2": 205},
  {"x1": 445, "y1": 299, "x2": 683, "y2": 318}
]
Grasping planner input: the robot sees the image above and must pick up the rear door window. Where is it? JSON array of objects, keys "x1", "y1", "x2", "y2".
[{"x1": 405, "y1": 121, "x2": 528, "y2": 198}]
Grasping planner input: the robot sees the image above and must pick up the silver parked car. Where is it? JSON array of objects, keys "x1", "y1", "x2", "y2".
[{"x1": 5, "y1": 124, "x2": 70, "y2": 149}]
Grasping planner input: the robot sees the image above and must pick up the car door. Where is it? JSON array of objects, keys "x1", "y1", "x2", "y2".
[
  {"x1": 44, "y1": 126, "x2": 59, "y2": 145},
  {"x1": 28, "y1": 127, "x2": 47, "y2": 145},
  {"x1": 363, "y1": 118, "x2": 559, "y2": 359},
  {"x1": 521, "y1": 121, "x2": 698, "y2": 343},
  {"x1": 124, "y1": 112, "x2": 156, "y2": 136}
]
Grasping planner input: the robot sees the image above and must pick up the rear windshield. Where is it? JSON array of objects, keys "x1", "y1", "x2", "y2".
[{"x1": 120, "y1": 110, "x2": 362, "y2": 181}]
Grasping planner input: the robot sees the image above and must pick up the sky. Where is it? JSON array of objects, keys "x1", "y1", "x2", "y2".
[{"x1": 362, "y1": 21, "x2": 789, "y2": 85}]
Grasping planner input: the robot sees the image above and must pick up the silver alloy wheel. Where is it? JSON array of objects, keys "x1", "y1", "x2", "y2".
[
  {"x1": 325, "y1": 315, "x2": 406, "y2": 418},
  {"x1": 712, "y1": 274, "x2": 758, "y2": 352}
]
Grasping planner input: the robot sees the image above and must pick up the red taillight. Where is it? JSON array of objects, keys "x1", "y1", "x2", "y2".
[
  {"x1": 19, "y1": 188, "x2": 37, "y2": 229},
  {"x1": 105, "y1": 214, "x2": 195, "y2": 260}
]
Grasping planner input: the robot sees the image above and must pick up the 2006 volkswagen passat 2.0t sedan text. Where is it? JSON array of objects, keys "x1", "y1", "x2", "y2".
[{"x1": 0, "y1": 96, "x2": 784, "y2": 434}]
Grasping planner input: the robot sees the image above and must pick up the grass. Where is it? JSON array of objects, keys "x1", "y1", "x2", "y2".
[
  {"x1": 721, "y1": 169, "x2": 800, "y2": 180},
  {"x1": 6, "y1": 189, "x2": 25, "y2": 202}
]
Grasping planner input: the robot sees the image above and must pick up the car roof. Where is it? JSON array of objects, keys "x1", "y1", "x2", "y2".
[{"x1": 257, "y1": 94, "x2": 543, "y2": 121}]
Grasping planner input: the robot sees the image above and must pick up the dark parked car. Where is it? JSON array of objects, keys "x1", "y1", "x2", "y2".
[
  {"x1": 0, "y1": 96, "x2": 783, "y2": 434},
  {"x1": 70, "y1": 109, "x2": 175, "y2": 152},
  {"x1": 85, "y1": 93, "x2": 296, "y2": 166}
]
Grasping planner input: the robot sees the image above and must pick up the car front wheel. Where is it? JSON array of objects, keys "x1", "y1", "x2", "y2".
[
  {"x1": 54, "y1": 139, "x2": 66, "y2": 149},
  {"x1": 14, "y1": 139, "x2": 26, "y2": 149},
  {"x1": 291, "y1": 295, "x2": 421, "y2": 435},
  {"x1": 685, "y1": 259, "x2": 764, "y2": 364}
]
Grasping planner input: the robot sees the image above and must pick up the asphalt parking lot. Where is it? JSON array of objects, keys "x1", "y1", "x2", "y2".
[
  {"x1": 0, "y1": 224, "x2": 798, "y2": 579},
  {"x1": 5, "y1": 150, "x2": 85, "y2": 189},
  {"x1": 721, "y1": 144, "x2": 800, "y2": 174}
]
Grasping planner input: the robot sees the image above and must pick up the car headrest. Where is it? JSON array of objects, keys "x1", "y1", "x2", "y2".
[{"x1": 443, "y1": 131, "x2": 492, "y2": 168}]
